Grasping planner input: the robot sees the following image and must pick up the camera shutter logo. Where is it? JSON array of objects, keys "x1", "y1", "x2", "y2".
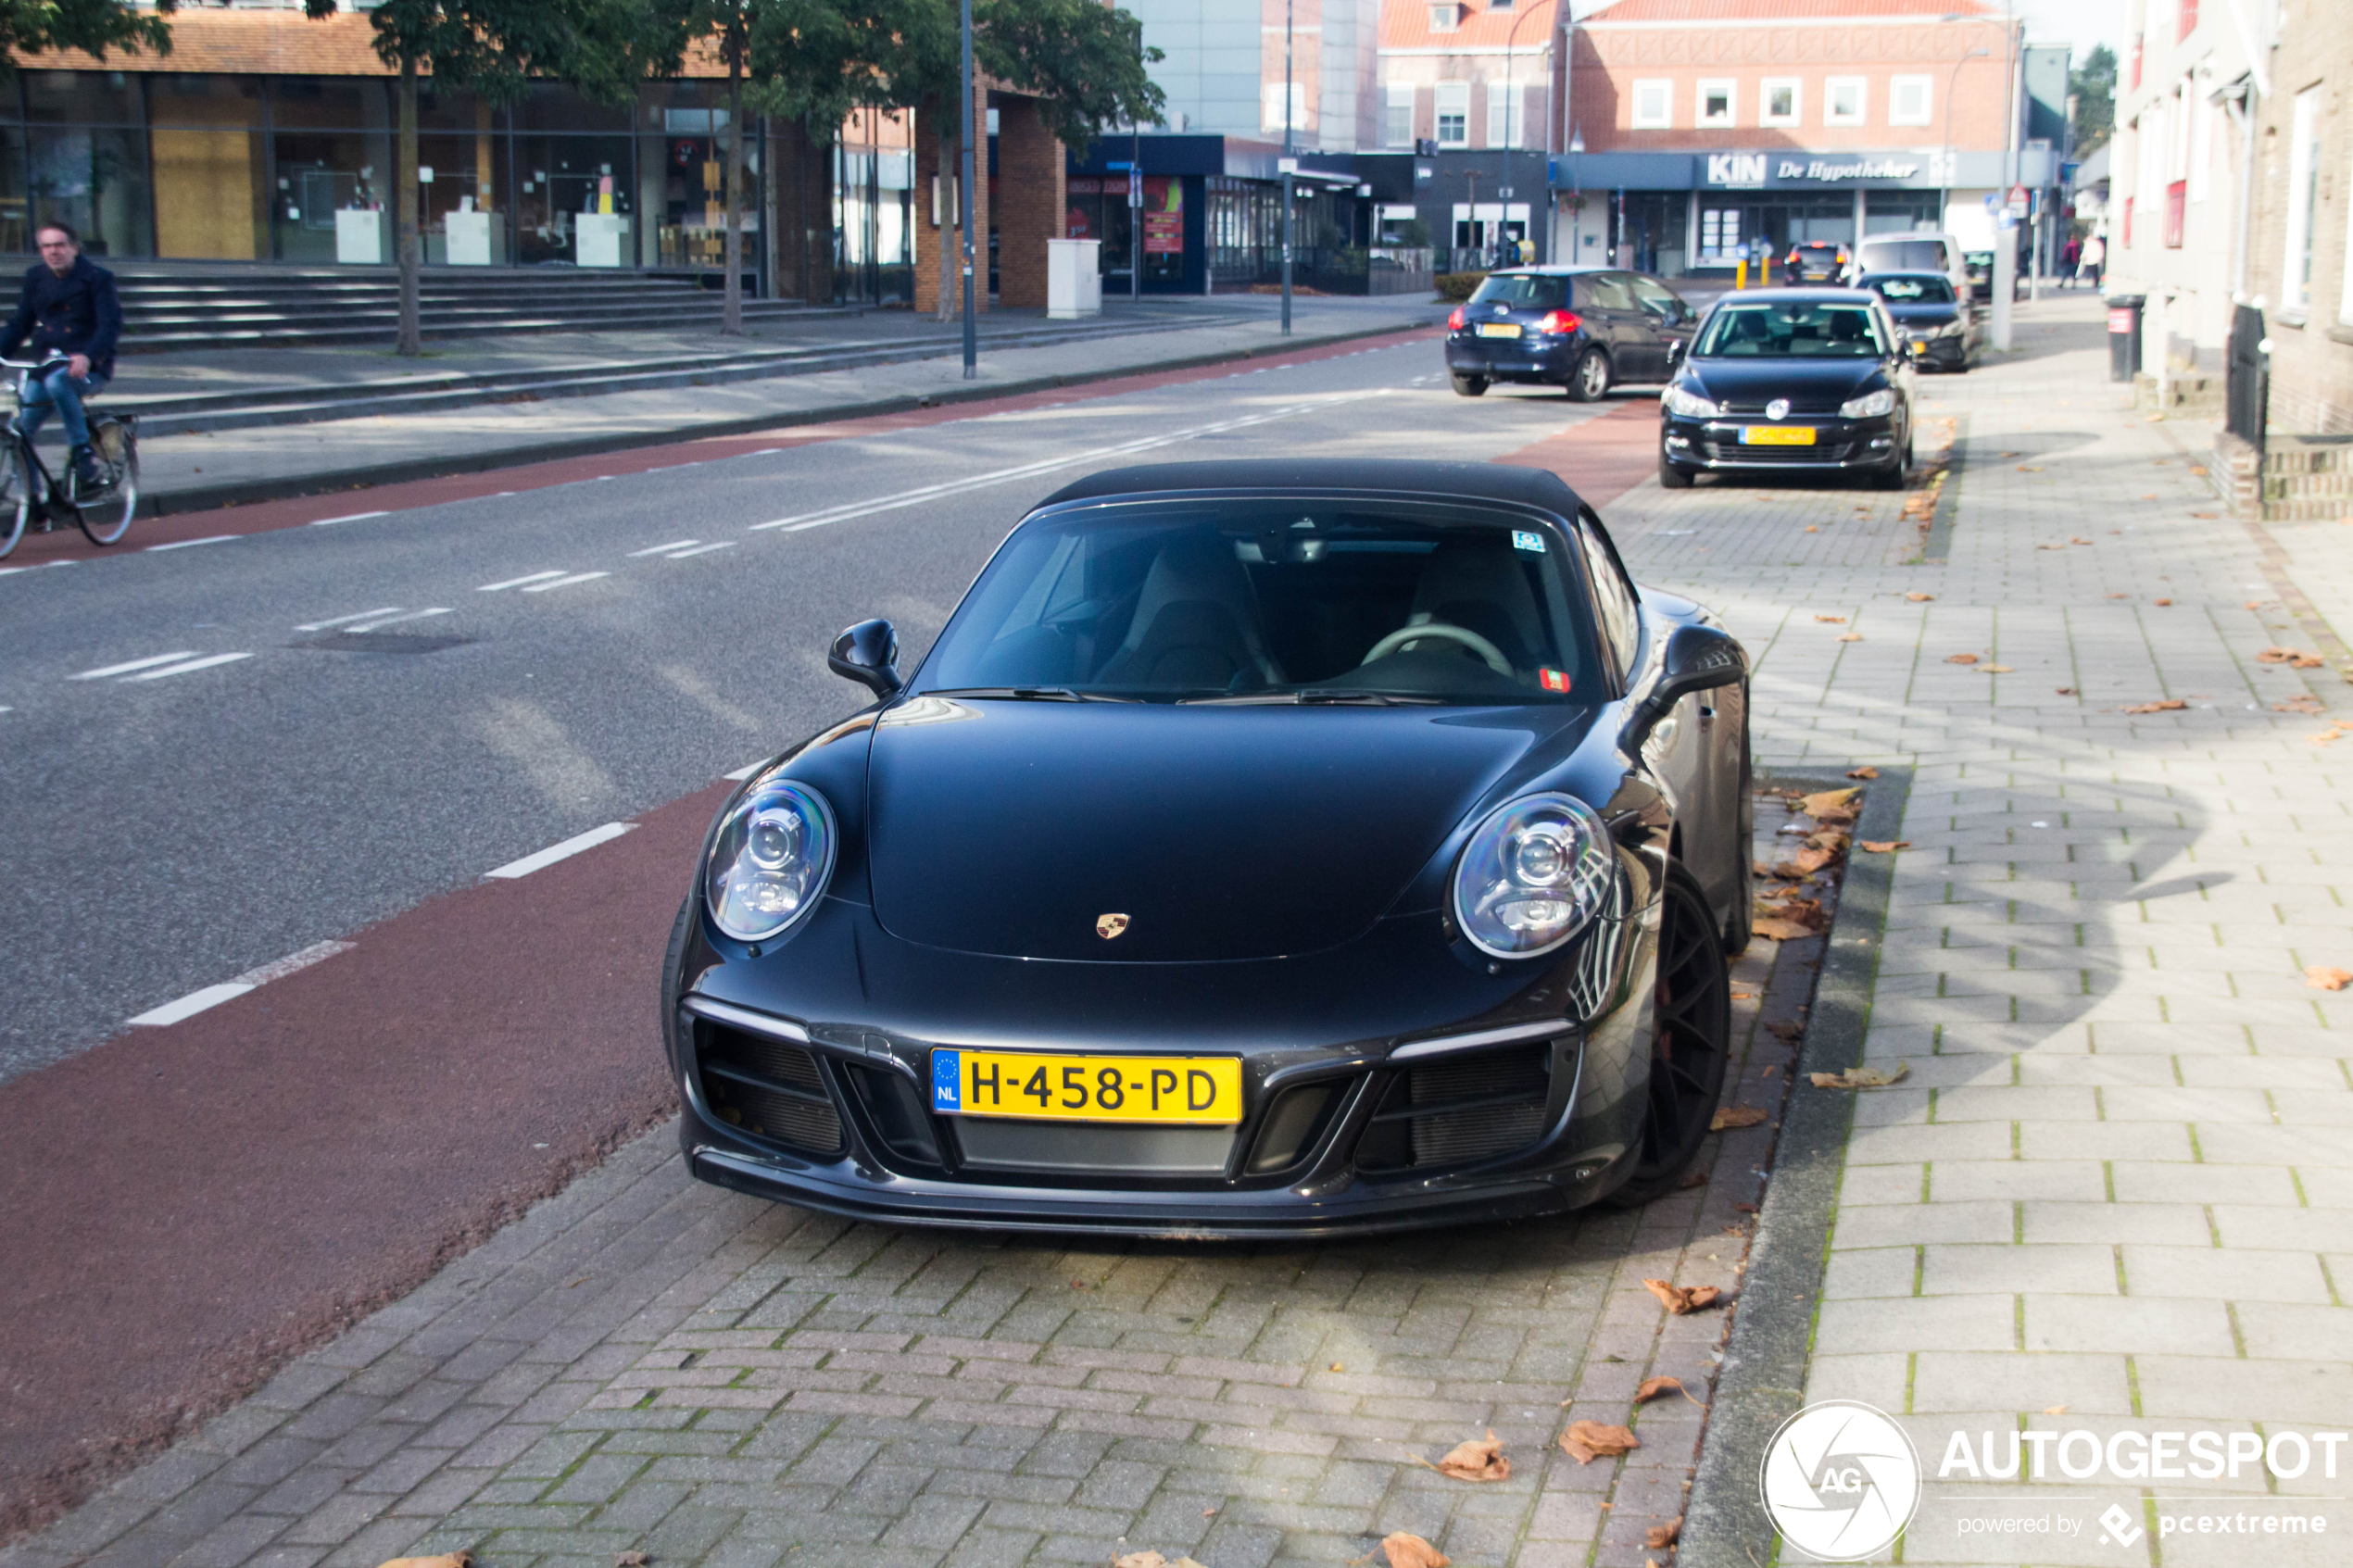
[{"x1": 1759, "y1": 1400, "x2": 1922, "y2": 1561}]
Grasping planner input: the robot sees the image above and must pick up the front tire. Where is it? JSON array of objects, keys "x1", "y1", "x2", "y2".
[
  {"x1": 1567, "y1": 346, "x2": 1611, "y2": 402},
  {"x1": 0, "y1": 445, "x2": 27, "y2": 559},
  {"x1": 1605, "y1": 863, "x2": 1733, "y2": 1206},
  {"x1": 1660, "y1": 451, "x2": 1695, "y2": 489},
  {"x1": 77, "y1": 422, "x2": 135, "y2": 546},
  {"x1": 1450, "y1": 373, "x2": 1489, "y2": 397}
]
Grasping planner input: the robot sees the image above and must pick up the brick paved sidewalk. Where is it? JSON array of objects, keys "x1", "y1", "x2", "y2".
[{"x1": 1611, "y1": 293, "x2": 2352, "y2": 1565}]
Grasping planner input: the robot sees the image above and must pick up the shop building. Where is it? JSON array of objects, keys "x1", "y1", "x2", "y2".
[
  {"x1": 1548, "y1": 0, "x2": 2025, "y2": 277},
  {"x1": 1377, "y1": 0, "x2": 1558, "y2": 268}
]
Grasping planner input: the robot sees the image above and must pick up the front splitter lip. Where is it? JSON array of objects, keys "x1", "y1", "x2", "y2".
[{"x1": 685, "y1": 1135, "x2": 1633, "y2": 1241}]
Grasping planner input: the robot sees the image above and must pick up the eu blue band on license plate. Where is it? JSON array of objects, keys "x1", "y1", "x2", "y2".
[{"x1": 932, "y1": 1048, "x2": 963, "y2": 1110}]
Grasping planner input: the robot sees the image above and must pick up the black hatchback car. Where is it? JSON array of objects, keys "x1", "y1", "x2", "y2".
[
  {"x1": 1658, "y1": 289, "x2": 1916, "y2": 489},
  {"x1": 1859, "y1": 270, "x2": 1980, "y2": 371},
  {"x1": 1782, "y1": 241, "x2": 1850, "y2": 284},
  {"x1": 1447, "y1": 268, "x2": 1697, "y2": 401}
]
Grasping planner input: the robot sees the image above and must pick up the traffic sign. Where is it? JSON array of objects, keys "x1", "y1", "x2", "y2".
[{"x1": 2006, "y1": 183, "x2": 2030, "y2": 217}]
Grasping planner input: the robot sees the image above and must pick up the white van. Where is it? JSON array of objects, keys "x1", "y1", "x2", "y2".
[{"x1": 1851, "y1": 232, "x2": 1969, "y2": 299}]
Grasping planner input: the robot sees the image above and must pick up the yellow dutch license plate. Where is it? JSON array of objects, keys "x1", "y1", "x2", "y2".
[
  {"x1": 1911, "y1": 340, "x2": 1929, "y2": 354},
  {"x1": 1475, "y1": 322, "x2": 1522, "y2": 339},
  {"x1": 1741, "y1": 425, "x2": 1818, "y2": 445},
  {"x1": 928, "y1": 1048, "x2": 1244, "y2": 1124}
]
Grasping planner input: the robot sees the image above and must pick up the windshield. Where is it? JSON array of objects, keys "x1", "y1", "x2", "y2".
[
  {"x1": 1867, "y1": 274, "x2": 1957, "y2": 304},
  {"x1": 1859, "y1": 239, "x2": 1948, "y2": 272},
  {"x1": 1692, "y1": 300, "x2": 1890, "y2": 358},
  {"x1": 916, "y1": 499, "x2": 1604, "y2": 705},
  {"x1": 1468, "y1": 273, "x2": 1568, "y2": 310}
]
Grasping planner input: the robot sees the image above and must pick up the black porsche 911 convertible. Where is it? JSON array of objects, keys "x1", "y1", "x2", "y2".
[{"x1": 660, "y1": 459, "x2": 1754, "y2": 1238}]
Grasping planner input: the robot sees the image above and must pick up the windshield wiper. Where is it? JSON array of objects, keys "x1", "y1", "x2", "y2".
[
  {"x1": 1181, "y1": 689, "x2": 1445, "y2": 706},
  {"x1": 924, "y1": 686, "x2": 1136, "y2": 702}
]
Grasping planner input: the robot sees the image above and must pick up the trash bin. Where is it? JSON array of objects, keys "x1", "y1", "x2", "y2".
[{"x1": 2107, "y1": 294, "x2": 2145, "y2": 382}]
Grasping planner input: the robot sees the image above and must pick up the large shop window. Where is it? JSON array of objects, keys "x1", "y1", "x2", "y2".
[{"x1": 23, "y1": 71, "x2": 151, "y2": 260}]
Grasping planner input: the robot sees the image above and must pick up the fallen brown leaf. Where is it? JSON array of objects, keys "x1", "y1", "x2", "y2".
[
  {"x1": 618, "y1": 1555, "x2": 650, "y2": 1568},
  {"x1": 1752, "y1": 917, "x2": 1817, "y2": 942},
  {"x1": 1424, "y1": 1430, "x2": 1511, "y2": 1482},
  {"x1": 1771, "y1": 847, "x2": 1835, "y2": 879},
  {"x1": 1559, "y1": 1421, "x2": 1641, "y2": 1463},
  {"x1": 2120, "y1": 699, "x2": 2188, "y2": 713},
  {"x1": 2045, "y1": 1404, "x2": 2069, "y2": 1416},
  {"x1": 2035, "y1": 543, "x2": 2066, "y2": 551},
  {"x1": 2189, "y1": 465, "x2": 2208, "y2": 475},
  {"x1": 1810, "y1": 1064, "x2": 1911, "y2": 1090},
  {"x1": 1814, "y1": 613, "x2": 1846, "y2": 623},
  {"x1": 1807, "y1": 828, "x2": 1851, "y2": 852},
  {"x1": 1798, "y1": 786, "x2": 1860, "y2": 819},
  {"x1": 1637, "y1": 1376, "x2": 1703, "y2": 1407},
  {"x1": 1642, "y1": 1278, "x2": 1723, "y2": 1314},
  {"x1": 1837, "y1": 632, "x2": 1863, "y2": 642},
  {"x1": 2256, "y1": 646, "x2": 2323, "y2": 666},
  {"x1": 2306, "y1": 967, "x2": 2353, "y2": 991},
  {"x1": 1847, "y1": 766, "x2": 1880, "y2": 779},
  {"x1": 1678, "y1": 1169, "x2": 1708, "y2": 1189},
  {"x1": 2056, "y1": 686, "x2": 2077, "y2": 696},
  {"x1": 1756, "y1": 896, "x2": 1827, "y2": 931},
  {"x1": 1945, "y1": 652, "x2": 1979, "y2": 664},
  {"x1": 1113, "y1": 1553, "x2": 1167, "y2": 1568},
  {"x1": 1734, "y1": 1201, "x2": 1758, "y2": 1213},
  {"x1": 2276, "y1": 695, "x2": 2325, "y2": 714},
  {"x1": 1982, "y1": 663, "x2": 2016, "y2": 672},
  {"x1": 2070, "y1": 537, "x2": 2093, "y2": 546},
  {"x1": 1711, "y1": 1107, "x2": 1768, "y2": 1131},
  {"x1": 2154, "y1": 597, "x2": 2173, "y2": 606},
  {"x1": 1858, "y1": 840, "x2": 1908, "y2": 853},
  {"x1": 1905, "y1": 591, "x2": 1935, "y2": 602},
  {"x1": 1766, "y1": 1021, "x2": 1804, "y2": 1044},
  {"x1": 1330, "y1": 1361, "x2": 1343, "y2": 1372},
  {"x1": 1804, "y1": 524, "x2": 1820, "y2": 533},
  {"x1": 1381, "y1": 1534, "x2": 1450, "y2": 1568},
  {"x1": 1645, "y1": 1518, "x2": 1683, "y2": 1549}
]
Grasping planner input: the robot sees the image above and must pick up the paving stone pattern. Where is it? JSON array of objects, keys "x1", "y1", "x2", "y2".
[{"x1": 1612, "y1": 298, "x2": 2353, "y2": 1565}]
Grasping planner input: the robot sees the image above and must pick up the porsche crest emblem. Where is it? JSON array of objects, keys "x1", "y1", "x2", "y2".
[{"x1": 1096, "y1": 913, "x2": 1130, "y2": 939}]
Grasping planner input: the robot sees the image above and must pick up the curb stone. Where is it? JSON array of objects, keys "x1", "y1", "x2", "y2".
[
  {"x1": 137, "y1": 316, "x2": 1440, "y2": 521},
  {"x1": 1679, "y1": 765, "x2": 1912, "y2": 1568}
]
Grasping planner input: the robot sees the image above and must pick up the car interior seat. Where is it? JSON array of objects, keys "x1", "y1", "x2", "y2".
[{"x1": 1092, "y1": 532, "x2": 1283, "y2": 690}]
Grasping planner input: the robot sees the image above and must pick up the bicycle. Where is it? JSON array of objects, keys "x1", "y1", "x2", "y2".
[{"x1": 0, "y1": 353, "x2": 138, "y2": 559}]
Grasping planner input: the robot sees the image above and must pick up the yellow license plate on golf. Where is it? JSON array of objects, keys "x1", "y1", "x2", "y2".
[
  {"x1": 928, "y1": 1049, "x2": 1244, "y2": 1123},
  {"x1": 1911, "y1": 340, "x2": 1929, "y2": 354},
  {"x1": 1741, "y1": 425, "x2": 1818, "y2": 445},
  {"x1": 1475, "y1": 322, "x2": 1522, "y2": 338}
]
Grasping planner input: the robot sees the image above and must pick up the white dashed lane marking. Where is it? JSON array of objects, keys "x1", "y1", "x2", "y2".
[
  {"x1": 479, "y1": 571, "x2": 569, "y2": 592},
  {"x1": 344, "y1": 608, "x2": 452, "y2": 633},
  {"x1": 145, "y1": 535, "x2": 237, "y2": 553},
  {"x1": 628, "y1": 539, "x2": 701, "y2": 558},
  {"x1": 520, "y1": 571, "x2": 610, "y2": 594},
  {"x1": 72, "y1": 651, "x2": 198, "y2": 680},
  {"x1": 126, "y1": 652, "x2": 253, "y2": 681},
  {"x1": 308, "y1": 510, "x2": 389, "y2": 528},
  {"x1": 662, "y1": 543, "x2": 736, "y2": 559},
  {"x1": 484, "y1": 822, "x2": 635, "y2": 880},
  {"x1": 125, "y1": 940, "x2": 355, "y2": 1028},
  {"x1": 296, "y1": 608, "x2": 401, "y2": 632}
]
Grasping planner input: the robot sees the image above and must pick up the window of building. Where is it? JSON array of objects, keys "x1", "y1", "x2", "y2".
[
  {"x1": 1262, "y1": 82, "x2": 1305, "y2": 134},
  {"x1": 2340, "y1": 157, "x2": 2353, "y2": 324},
  {"x1": 1630, "y1": 80, "x2": 1671, "y2": 129},
  {"x1": 1435, "y1": 82, "x2": 1469, "y2": 147},
  {"x1": 1696, "y1": 80, "x2": 1734, "y2": 128},
  {"x1": 1428, "y1": 3, "x2": 1458, "y2": 33},
  {"x1": 1825, "y1": 77, "x2": 1865, "y2": 125},
  {"x1": 2283, "y1": 84, "x2": 2322, "y2": 316},
  {"x1": 2188, "y1": 82, "x2": 2213, "y2": 201},
  {"x1": 1888, "y1": 76, "x2": 1931, "y2": 126},
  {"x1": 1760, "y1": 79, "x2": 1799, "y2": 126},
  {"x1": 1385, "y1": 83, "x2": 1415, "y2": 148},
  {"x1": 2178, "y1": 0, "x2": 2198, "y2": 41},
  {"x1": 1486, "y1": 84, "x2": 1525, "y2": 149}
]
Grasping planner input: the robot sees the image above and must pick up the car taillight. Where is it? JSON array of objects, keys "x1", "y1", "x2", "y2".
[
  {"x1": 1535, "y1": 309, "x2": 1582, "y2": 335},
  {"x1": 1447, "y1": 307, "x2": 1466, "y2": 331}
]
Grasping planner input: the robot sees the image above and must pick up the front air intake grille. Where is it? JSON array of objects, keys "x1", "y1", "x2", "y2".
[
  {"x1": 697, "y1": 1022, "x2": 844, "y2": 1156},
  {"x1": 1354, "y1": 1043, "x2": 1555, "y2": 1172}
]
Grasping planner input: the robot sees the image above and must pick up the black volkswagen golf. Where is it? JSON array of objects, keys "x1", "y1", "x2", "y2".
[
  {"x1": 661, "y1": 460, "x2": 1755, "y2": 1238},
  {"x1": 1658, "y1": 289, "x2": 1916, "y2": 489},
  {"x1": 1859, "y1": 270, "x2": 1980, "y2": 371},
  {"x1": 1446, "y1": 267, "x2": 1697, "y2": 401}
]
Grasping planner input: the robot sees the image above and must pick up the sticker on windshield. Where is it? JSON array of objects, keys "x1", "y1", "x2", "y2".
[
  {"x1": 1540, "y1": 668, "x2": 1571, "y2": 693},
  {"x1": 1512, "y1": 530, "x2": 1547, "y2": 555}
]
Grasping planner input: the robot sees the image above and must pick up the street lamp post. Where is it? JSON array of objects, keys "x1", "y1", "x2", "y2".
[
  {"x1": 1500, "y1": 2, "x2": 1543, "y2": 264},
  {"x1": 959, "y1": 0, "x2": 977, "y2": 378}
]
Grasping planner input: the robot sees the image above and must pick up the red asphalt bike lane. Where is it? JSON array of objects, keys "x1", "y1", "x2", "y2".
[
  {"x1": 0, "y1": 380, "x2": 1664, "y2": 1541},
  {"x1": 0, "y1": 328, "x2": 1444, "y2": 569}
]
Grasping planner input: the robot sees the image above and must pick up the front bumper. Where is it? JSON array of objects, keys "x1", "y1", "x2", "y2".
[
  {"x1": 1661, "y1": 411, "x2": 1901, "y2": 471},
  {"x1": 1445, "y1": 332, "x2": 1587, "y2": 383},
  {"x1": 1903, "y1": 332, "x2": 1970, "y2": 369},
  {"x1": 666, "y1": 895, "x2": 1658, "y2": 1239}
]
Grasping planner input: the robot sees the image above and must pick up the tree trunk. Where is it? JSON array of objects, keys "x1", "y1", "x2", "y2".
[
  {"x1": 808, "y1": 121, "x2": 835, "y2": 306},
  {"x1": 396, "y1": 59, "x2": 421, "y2": 358},
  {"x1": 936, "y1": 113, "x2": 957, "y2": 321},
  {"x1": 722, "y1": 30, "x2": 745, "y2": 336}
]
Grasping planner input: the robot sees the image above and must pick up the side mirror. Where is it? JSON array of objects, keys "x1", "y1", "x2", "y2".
[
  {"x1": 1665, "y1": 337, "x2": 1685, "y2": 366},
  {"x1": 828, "y1": 618, "x2": 902, "y2": 699},
  {"x1": 1624, "y1": 622, "x2": 1746, "y2": 746}
]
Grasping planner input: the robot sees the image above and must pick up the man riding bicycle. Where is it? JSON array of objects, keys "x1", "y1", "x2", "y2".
[{"x1": 1, "y1": 220, "x2": 120, "y2": 493}]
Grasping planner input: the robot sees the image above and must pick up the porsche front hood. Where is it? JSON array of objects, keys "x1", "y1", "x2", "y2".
[{"x1": 863, "y1": 698, "x2": 1579, "y2": 962}]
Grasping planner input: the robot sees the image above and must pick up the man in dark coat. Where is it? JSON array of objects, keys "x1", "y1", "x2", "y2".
[{"x1": 0, "y1": 221, "x2": 121, "y2": 490}]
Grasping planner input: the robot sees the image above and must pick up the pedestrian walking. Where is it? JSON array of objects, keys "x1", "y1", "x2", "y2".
[
  {"x1": 2077, "y1": 232, "x2": 2105, "y2": 292},
  {"x1": 2061, "y1": 233, "x2": 2082, "y2": 288},
  {"x1": 0, "y1": 221, "x2": 120, "y2": 492}
]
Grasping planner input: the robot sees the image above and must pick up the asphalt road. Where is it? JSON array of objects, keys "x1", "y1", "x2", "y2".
[{"x1": 0, "y1": 342, "x2": 1647, "y2": 1078}]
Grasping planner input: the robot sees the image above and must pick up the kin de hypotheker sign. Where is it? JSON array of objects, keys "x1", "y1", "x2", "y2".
[{"x1": 1704, "y1": 151, "x2": 1931, "y2": 188}]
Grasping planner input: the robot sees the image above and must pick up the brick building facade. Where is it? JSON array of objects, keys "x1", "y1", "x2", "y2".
[{"x1": 2245, "y1": 0, "x2": 2353, "y2": 436}]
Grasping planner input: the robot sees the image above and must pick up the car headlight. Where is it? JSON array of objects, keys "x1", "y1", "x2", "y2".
[
  {"x1": 1453, "y1": 793, "x2": 1616, "y2": 959},
  {"x1": 1663, "y1": 384, "x2": 1719, "y2": 419},
  {"x1": 1839, "y1": 388, "x2": 1897, "y2": 419},
  {"x1": 706, "y1": 780, "x2": 837, "y2": 942}
]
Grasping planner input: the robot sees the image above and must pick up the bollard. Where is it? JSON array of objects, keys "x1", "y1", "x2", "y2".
[{"x1": 1735, "y1": 258, "x2": 1748, "y2": 290}]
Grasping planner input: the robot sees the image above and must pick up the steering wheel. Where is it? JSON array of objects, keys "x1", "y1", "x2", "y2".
[{"x1": 1358, "y1": 621, "x2": 1514, "y2": 676}]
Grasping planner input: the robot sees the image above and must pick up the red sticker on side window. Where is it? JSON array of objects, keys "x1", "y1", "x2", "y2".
[{"x1": 1540, "y1": 668, "x2": 1571, "y2": 692}]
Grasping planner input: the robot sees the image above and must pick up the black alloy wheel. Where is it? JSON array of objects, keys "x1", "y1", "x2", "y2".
[
  {"x1": 1606, "y1": 863, "x2": 1732, "y2": 1206},
  {"x1": 0, "y1": 445, "x2": 27, "y2": 559},
  {"x1": 1451, "y1": 373, "x2": 1489, "y2": 397},
  {"x1": 1567, "y1": 347, "x2": 1611, "y2": 402}
]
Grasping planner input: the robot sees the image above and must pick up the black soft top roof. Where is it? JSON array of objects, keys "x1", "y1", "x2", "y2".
[{"x1": 1033, "y1": 458, "x2": 1586, "y2": 517}]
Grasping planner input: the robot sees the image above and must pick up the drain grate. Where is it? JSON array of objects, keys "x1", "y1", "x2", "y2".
[{"x1": 292, "y1": 632, "x2": 473, "y2": 654}]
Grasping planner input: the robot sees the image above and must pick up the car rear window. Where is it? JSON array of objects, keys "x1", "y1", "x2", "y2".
[
  {"x1": 916, "y1": 498, "x2": 1605, "y2": 705},
  {"x1": 1859, "y1": 239, "x2": 1948, "y2": 272},
  {"x1": 1692, "y1": 301, "x2": 1889, "y2": 358},
  {"x1": 1468, "y1": 273, "x2": 1568, "y2": 310},
  {"x1": 1867, "y1": 274, "x2": 1957, "y2": 304}
]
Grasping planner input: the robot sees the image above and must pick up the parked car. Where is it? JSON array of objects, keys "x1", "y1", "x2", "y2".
[
  {"x1": 1858, "y1": 270, "x2": 1980, "y2": 371},
  {"x1": 662, "y1": 459, "x2": 1755, "y2": 1236},
  {"x1": 1658, "y1": 289, "x2": 1918, "y2": 489},
  {"x1": 1446, "y1": 267, "x2": 1699, "y2": 401},
  {"x1": 1782, "y1": 240, "x2": 1850, "y2": 284},
  {"x1": 1852, "y1": 231, "x2": 1970, "y2": 304}
]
